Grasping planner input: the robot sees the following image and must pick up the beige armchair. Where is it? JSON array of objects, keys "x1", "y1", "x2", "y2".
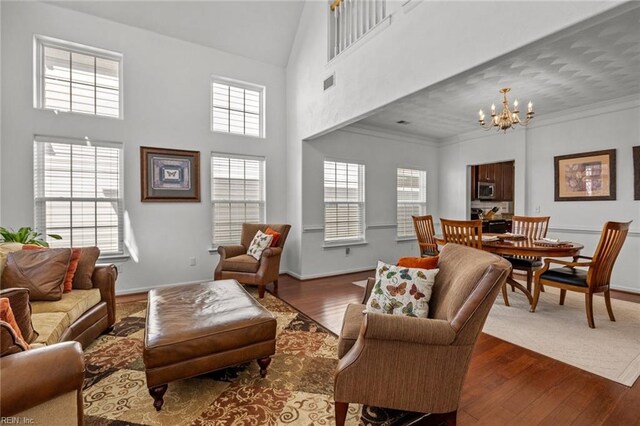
[
  {"x1": 215, "y1": 223, "x2": 291, "y2": 298},
  {"x1": 334, "y1": 243, "x2": 511, "y2": 425}
]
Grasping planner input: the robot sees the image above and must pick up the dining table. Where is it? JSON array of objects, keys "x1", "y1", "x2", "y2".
[{"x1": 434, "y1": 234, "x2": 584, "y2": 305}]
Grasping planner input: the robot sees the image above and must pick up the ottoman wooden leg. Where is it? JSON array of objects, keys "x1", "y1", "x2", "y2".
[
  {"x1": 258, "y1": 285, "x2": 266, "y2": 298},
  {"x1": 149, "y1": 384, "x2": 168, "y2": 411},
  {"x1": 257, "y1": 357, "x2": 272, "y2": 378}
]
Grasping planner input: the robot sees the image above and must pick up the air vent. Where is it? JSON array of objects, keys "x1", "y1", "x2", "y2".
[
  {"x1": 323, "y1": 74, "x2": 335, "y2": 91},
  {"x1": 396, "y1": 120, "x2": 410, "y2": 125}
]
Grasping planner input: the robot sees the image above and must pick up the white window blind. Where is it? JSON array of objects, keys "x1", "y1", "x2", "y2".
[
  {"x1": 34, "y1": 136, "x2": 124, "y2": 256},
  {"x1": 324, "y1": 160, "x2": 365, "y2": 243},
  {"x1": 397, "y1": 168, "x2": 427, "y2": 238},
  {"x1": 211, "y1": 77, "x2": 264, "y2": 138},
  {"x1": 35, "y1": 36, "x2": 122, "y2": 118},
  {"x1": 211, "y1": 154, "x2": 266, "y2": 245}
]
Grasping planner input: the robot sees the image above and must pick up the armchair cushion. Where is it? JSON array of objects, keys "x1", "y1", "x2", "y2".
[
  {"x1": 221, "y1": 255, "x2": 260, "y2": 273},
  {"x1": 247, "y1": 230, "x2": 273, "y2": 260},
  {"x1": 365, "y1": 261, "x2": 438, "y2": 318},
  {"x1": 540, "y1": 267, "x2": 588, "y2": 287}
]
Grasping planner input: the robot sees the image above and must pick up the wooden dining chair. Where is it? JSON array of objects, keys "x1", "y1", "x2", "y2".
[
  {"x1": 508, "y1": 216, "x2": 550, "y2": 292},
  {"x1": 440, "y1": 218, "x2": 510, "y2": 306},
  {"x1": 412, "y1": 215, "x2": 439, "y2": 257},
  {"x1": 531, "y1": 221, "x2": 631, "y2": 328}
]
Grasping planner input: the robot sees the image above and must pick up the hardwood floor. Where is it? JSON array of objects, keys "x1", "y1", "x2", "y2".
[{"x1": 116, "y1": 273, "x2": 640, "y2": 425}]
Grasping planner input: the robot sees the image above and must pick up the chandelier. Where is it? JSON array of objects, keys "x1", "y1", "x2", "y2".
[{"x1": 478, "y1": 88, "x2": 534, "y2": 132}]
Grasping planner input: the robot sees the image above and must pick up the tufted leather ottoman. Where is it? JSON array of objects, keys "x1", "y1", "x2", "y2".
[{"x1": 143, "y1": 279, "x2": 276, "y2": 411}]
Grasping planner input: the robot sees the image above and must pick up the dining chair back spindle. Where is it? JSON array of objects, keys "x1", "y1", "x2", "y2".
[
  {"x1": 440, "y1": 219, "x2": 483, "y2": 250},
  {"x1": 508, "y1": 216, "x2": 551, "y2": 293},
  {"x1": 412, "y1": 215, "x2": 439, "y2": 257}
]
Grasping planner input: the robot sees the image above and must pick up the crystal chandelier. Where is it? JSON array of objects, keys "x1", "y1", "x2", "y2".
[{"x1": 478, "y1": 88, "x2": 534, "y2": 132}]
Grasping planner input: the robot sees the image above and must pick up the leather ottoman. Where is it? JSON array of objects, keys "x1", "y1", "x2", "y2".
[{"x1": 143, "y1": 279, "x2": 277, "y2": 410}]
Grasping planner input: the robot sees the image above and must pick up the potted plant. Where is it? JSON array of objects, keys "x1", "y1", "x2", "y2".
[{"x1": 0, "y1": 227, "x2": 62, "y2": 247}]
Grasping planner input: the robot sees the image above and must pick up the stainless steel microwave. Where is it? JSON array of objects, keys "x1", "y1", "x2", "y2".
[{"x1": 478, "y1": 181, "x2": 496, "y2": 199}]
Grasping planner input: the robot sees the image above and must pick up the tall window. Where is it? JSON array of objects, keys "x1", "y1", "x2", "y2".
[
  {"x1": 211, "y1": 77, "x2": 265, "y2": 138},
  {"x1": 211, "y1": 154, "x2": 266, "y2": 245},
  {"x1": 324, "y1": 160, "x2": 365, "y2": 243},
  {"x1": 397, "y1": 168, "x2": 427, "y2": 238},
  {"x1": 34, "y1": 36, "x2": 122, "y2": 118},
  {"x1": 34, "y1": 136, "x2": 124, "y2": 256}
]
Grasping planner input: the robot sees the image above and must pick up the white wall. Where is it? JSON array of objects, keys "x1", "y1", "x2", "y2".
[
  {"x1": 0, "y1": 2, "x2": 288, "y2": 293},
  {"x1": 285, "y1": 0, "x2": 619, "y2": 275},
  {"x1": 439, "y1": 99, "x2": 640, "y2": 292},
  {"x1": 298, "y1": 125, "x2": 439, "y2": 278}
]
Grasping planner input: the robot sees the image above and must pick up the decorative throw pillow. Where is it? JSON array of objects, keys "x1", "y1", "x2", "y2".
[
  {"x1": 264, "y1": 227, "x2": 281, "y2": 247},
  {"x1": 0, "y1": 288, "x2": 38, "y2": 344},
  {"x1": 72, "y1": 247, "x2": 100, "y2": 290},
  {"x1": 366, "y1": 261, "x2": 439, "y2": 318},
  {"x1": 397, "y1": 256, "x2": 439, "y2": 270},
  {"x1": 1, "y1": 321, "x2": 28, "y2": 356},
  {"x1": 22, "y1": 246, "x2": 81, "y2": 293},
  {"x1": 247, "y1": 231, "x2": 273, "y2": 260},
  {"x1": 1, "y1": 248, "x2": 72, "y2": 301},
  {"x1": 0, "y1": 243, "x2": 24, "y2": 286},
  {"x1": 0, "y1": 298, "x2": 29, "y2": 350}
]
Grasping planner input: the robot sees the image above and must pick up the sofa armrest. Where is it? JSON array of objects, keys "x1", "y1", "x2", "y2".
[
  {"x1": 0, "y1": 341, "x2": 85, "y2": 416},
  {"x1": 92, "y1": 264, "x2": 117, "y2": 327},
  {"x1": 362, "y1": 312, "x2": 456, "y2": 346},
  {"x1": 217, "y1": 245, "x2": 247, "y2": 260}
]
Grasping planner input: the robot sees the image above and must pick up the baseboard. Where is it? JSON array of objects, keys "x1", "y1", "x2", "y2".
[
  {"x1": 284, "y1": 266, "x2": 374, "y2": 281},
  {"x1": 610, "y1": 285, "x2": 640, "y2": 295}
]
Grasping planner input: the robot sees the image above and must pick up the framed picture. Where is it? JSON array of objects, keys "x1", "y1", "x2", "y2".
[
  {"x1": 634, "y1": 146, "x2": 640, "y2": 201},
  {"x1": 140, "y1": 146, "x2": 200, "y2": 202},
  {"x1": 554, "y1": 149, "x2": 616, "y2": 201}
]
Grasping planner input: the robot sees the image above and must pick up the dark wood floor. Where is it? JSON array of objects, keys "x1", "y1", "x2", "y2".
[
  {"x1": 270, "y1": 272, "x2": 640, "y2": 426},
  {"x1": 117, "y1": 273, "x2": 640, "y2": 425}
]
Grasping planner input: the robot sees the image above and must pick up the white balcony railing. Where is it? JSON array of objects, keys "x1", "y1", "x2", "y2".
[{"x1": 330, "y1": 0, "x2": 387, "y2": 59}]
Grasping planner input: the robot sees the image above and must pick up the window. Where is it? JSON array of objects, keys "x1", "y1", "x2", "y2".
[
  {"x1": 34, "y1": 35, "x2": 122, "y2": 118},
  {"x1": 34, "y1": 136, "x2": 124, "y2": 256},
  {"x1": 324, "y1": 160, "x2": 365, "y2": 243},
  {"x1": 397, "y1": 168, "x2": 427, "y2": 238},
  {"x1": 211, "y1": 154, "x2": 266, "y2": 245},
  {"x1": 211, "y1": 77, "x2": 265, "y2": 138}
]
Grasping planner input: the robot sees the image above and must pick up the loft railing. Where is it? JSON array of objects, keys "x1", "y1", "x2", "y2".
[{"x1": 329, "y1": 0, "x2": 387, "y2": 59}]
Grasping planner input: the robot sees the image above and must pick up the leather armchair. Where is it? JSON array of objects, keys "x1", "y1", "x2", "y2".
[
  {"x1": 214, "y1": 224, "x2": 290, "y2": 298},
  {"x1": 0, "y1": 341, "x2": 85, "y2": 425},
  {"x1": 334, "y1": 244, "x2": 511, "y2": 426}
]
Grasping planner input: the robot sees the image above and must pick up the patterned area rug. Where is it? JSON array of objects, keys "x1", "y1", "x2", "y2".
[{"x1": 82, "y1": 287, "x2": 427, "y2": 425}]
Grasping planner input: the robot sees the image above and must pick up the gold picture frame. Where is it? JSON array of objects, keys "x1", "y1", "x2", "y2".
[{"x1": 554, "y1": 149, "x2": 616, "y2": 201}]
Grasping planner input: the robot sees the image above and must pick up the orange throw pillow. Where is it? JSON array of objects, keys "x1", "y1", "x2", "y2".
[
  {"x1": 0, "y1": 298, "x2": 29, "y2": 349},
  {"x1": 22, "y1": 246, "x2": 81, "y2": 293},
  {"x1": 265, "y1": 227, "x2": 281, "y2": 247},
  {"x1": 397, "y1": 256, "x2": 439, "y2": 270}
]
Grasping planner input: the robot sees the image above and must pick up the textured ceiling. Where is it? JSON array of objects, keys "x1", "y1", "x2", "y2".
[
  {"x1": 47, "y1": 1, "x2": 305, "y2": 67},
  {"x1": 358, "y1": 3, "x2": 640, "y2": 141}
]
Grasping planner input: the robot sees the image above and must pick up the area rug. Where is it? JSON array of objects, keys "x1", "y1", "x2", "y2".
[
  {"x1": 82, "y1": 287, "x2": 427, "y2": 425},
  {"x1": 484, "y1": 286, "x2": 640, "y2": 386}
]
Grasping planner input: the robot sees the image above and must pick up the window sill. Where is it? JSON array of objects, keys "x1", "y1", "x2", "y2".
[
  {"x1": 210, "y1": 129, "x2": 265, "y2": 140},
  {"x1": 98, "y1": 254, "x2": 130, "y2": 263},
  {"x1": 396, "y1": 237, "x2": 417, "y2": 242},
  {"x1": 323, "y1": 240, "x2": 368, "y2": 249}
]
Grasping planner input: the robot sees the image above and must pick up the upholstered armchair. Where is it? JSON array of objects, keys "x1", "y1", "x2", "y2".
[
  {"x1": 334, "y1": 244, "x2": 511, "y2": 425},
  {"x1": 215, "y1": 223, "x2": 291, "y2": 298}
]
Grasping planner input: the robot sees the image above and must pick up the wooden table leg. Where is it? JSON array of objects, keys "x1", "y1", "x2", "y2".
[{"x1": 507, "y1": 276, "x2": 533, "y2": 305}]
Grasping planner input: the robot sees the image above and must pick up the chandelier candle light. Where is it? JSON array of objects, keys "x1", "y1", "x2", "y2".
[{"x1": 478, "y1": 88, "x2": 534, "y2": 132}]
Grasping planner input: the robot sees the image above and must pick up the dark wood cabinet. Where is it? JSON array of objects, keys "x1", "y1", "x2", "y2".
[{"x1": 471, "y1": 160, "x2": 514, "y2": 201}]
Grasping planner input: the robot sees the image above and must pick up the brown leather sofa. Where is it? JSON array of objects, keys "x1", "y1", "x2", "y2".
[
  {"x1": 215, "y1": 223, "x2": 290, "y2": 298},
  {"x1": 334, "y1": 244, "x2": 511, "y2": 426},
  {"x1": 0, "y1": 263, "x2": 117, "y2": 424}
]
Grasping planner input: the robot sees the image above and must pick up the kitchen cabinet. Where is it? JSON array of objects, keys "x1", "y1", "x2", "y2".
[{"x1": 471, "y1": 160, "x2": 515, "y2": 201}]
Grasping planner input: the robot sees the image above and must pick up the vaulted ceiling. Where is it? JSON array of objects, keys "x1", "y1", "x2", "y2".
[
  {"x1": 357, "y1": 3, "x2": 640, "y2": 141},
  {"x1": 48, "y1": 1, "x2": 305, "y2": 67}
]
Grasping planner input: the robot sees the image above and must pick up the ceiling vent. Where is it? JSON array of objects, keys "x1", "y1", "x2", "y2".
[
  {"x1": 396, "y1": 120, "x2": 410, "y2": 125},
  {"x1": 323, "y1": 73, "x2": 335, "y2": 91}
]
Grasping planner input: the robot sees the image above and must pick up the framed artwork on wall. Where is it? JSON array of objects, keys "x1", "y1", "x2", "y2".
[
  {"x1": 140, "y1": 146, "x2": 201, "y2": 202},
  {"x1": 634, "y1": 146, "x2": 640, "y2": 201},
  {"x1": 554, "y1": 149, "x2": 616, "y2": 201}
]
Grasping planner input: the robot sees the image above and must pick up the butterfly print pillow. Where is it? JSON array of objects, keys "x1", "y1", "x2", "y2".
[{"x1": 365, "y1": 261, "x2": 439, "y2": 318}]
